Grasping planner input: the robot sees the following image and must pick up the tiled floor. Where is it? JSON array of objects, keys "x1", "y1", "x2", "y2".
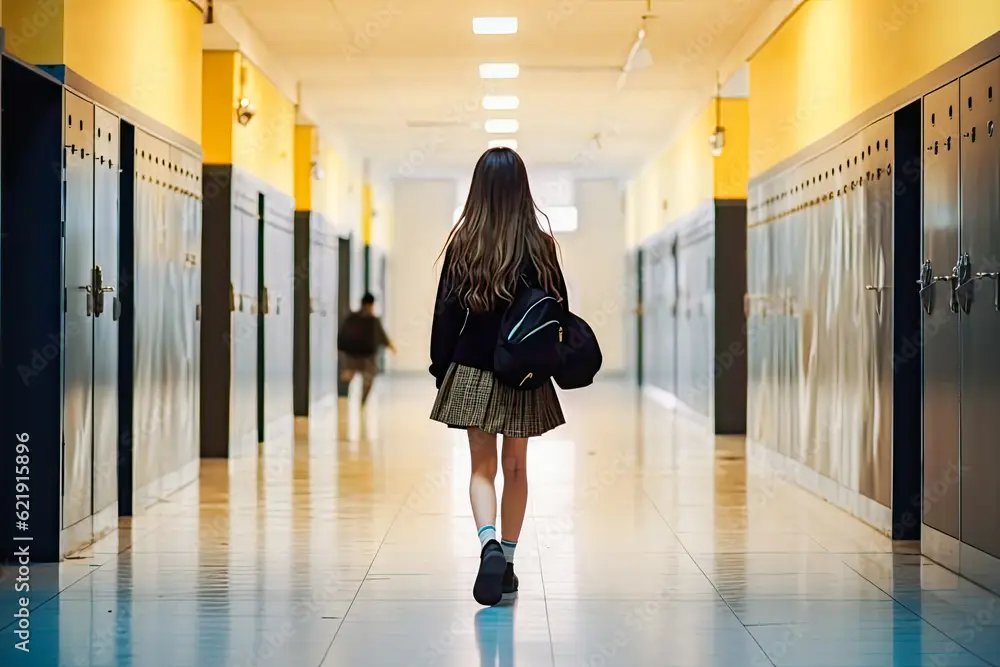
[{"x1": 3, "y1": 379, "x2": 1000, "y2": 666}]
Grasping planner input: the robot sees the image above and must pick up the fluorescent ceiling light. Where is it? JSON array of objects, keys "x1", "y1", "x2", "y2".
[
  {"x1": 485, "y1": 119, "x2": 519, "y2": 134},
  {"x1": 488, "y1": 138, "x2": 518, "y2": 150},
  {"x1": 479, "y1": 63, "x2": 519, "y2": 79},
  {"x1": 454, "y1": 205, "x2": 578, "y2": 233},
  {"x1": 483, "y1": 95, "x2": 519, "y2": 110},
  {"x1": 473, "y1": 17, "x2": 517, "y2": 35}
]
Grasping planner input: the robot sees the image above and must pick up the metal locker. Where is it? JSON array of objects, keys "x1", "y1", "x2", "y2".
[
  {"x1": 958, "y1": 58, "x2": 1000, "y2": 559},
  {"x1": 920, "y1": 81, "x2": 962, "y2": 540},
  {"x1": 229, "y1": 180, "x2": 245, "y2": 445},
  {"x1": 132, "y1": 129, "x2": 175, "y2": 508},
  {"x1": 92, "y1": 106, "x2": 121, "y2": 530},
  {"x1": 862, "y1": 119, "x2": 895, "y2": 508},
  {"x1": 309, "y1": 218, "x2": 339, "y2": 409},
  {"x1": 263, "y1": 201, "x2": 295, "y2": 435},
  {"x1": 664, "y1": 237, "x2": 678, "y2": 397},
  {"x1": 183, "y1": 149, "x2": 203, "y2": 471},
  {"x1": 231, "y1": 175, "x2": 259, "y2": 448},
  {"x1": 62, "y1": 91, "x2": 96, "y2": 537}
]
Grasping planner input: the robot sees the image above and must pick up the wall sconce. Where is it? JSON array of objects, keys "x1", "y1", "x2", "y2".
[
  {"x1": 708, "y1": 75, "x2": 725, "y2": 157},
  {"x1": 310, "y1": 160, "x2": 325, "y2": 180},
  {"x1": 236, "y1": 58, "x2": 256, "y2": 126},
  {"x1": 709, "y1": 127, "x2": 725, "y2": 157},
  {"x1": 237, "y1": 97, "x2": 256, "y2": 126}
]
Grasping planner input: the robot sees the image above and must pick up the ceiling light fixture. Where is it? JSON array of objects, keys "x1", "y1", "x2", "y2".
[
  {"x1": 616, "y1": 28, "x2": 652, "y2": 92},
  {"x1": 488, "y1": 138, "x2": 518, "y2": 150},
  {"x1": 482, "y1": 95, "x2": 519, "y2": 110},
  {"x1": 473, "y1": 17, "x2": 518, "y2": 35},
  {"x1": 479, "y1": 63, "x2": 519, "y2": 79},
  {"x1": 485, "y1": 119, "x2": 519, "y2": 134}
]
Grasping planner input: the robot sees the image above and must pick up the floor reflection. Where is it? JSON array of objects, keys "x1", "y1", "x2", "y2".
[
  {"x1": 0, "y1": 379, "x2": 998, "y2": 666},
  {"x1": 475, "y1": 601, "x2": 517, "y2": 667}
]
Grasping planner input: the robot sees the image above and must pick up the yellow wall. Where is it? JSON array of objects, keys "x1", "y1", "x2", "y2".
[
  {"x1": 312, "y1": 142, "x2": 344, "y2": 226},
  {"x1": 625, "y1": 97, "x2": 750, "y2": 247},
  {"x1": 201, "y1": 51, "x2": 296, "y2": 196},
  {"x1": 5, "y1": 0, "x2": 203, "y2": 143},
  {"x1": 231, "y1": 54, "x2": 295, "y2": 196},
  {"x1": 750, "y1": 0, "x2": 1000, "y2": 177},
  {"x1": 3, "y1": 0, "x2": 65, "y2": 69},
  {"x1": 202, "y1": 51, "x2": 236, "y2": 165},
  {"x1": 657, "y1": 103, "x2": 716, "y2": 227},
  {"x1": 715, "y1": 99, "x2": 750, "y2": 199},
  {"x1": 294, "y1": 125, "x2": 318, "y2": 212}
]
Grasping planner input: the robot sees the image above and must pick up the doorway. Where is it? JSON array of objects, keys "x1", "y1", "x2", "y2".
[
  {"x1": 891, "y1": 99, "x2": 923, "y2": 540},
  {"x1": 337, "y1": 235, "x2": 353, "y2": 397}
]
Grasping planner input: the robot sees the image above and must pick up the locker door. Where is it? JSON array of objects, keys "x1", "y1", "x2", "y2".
[
  {"x1": 665, "y1": 238, "x2": 677, "y2": 397},
  {"x1": 92, "y1": 107, "x2": 121, "y2": 524},
  {"x1": 188, "y1": 155, "x2": 203, "y2": 462},
  {"x1": 229, "y1": 180, "x2": 259, "y2": 447},
  {"x1": 309, "y1": 228, "x2": 336, "y2": 406},
  {"x1": 309, "y1": 230, "x2": 323, "y2": 406},
  {"x1": 172, "y1": 146, "x2": 199, "y2": 470},
  {"x1": 958, "y1": 59, "x2": 1000, "y2": 559},
  {"x1": 229, "y1": 194, "x2": 244, "y2": 445},
  {"x1": 263, "y1": 210, "x2": 295, "y2": 433},
  {"x1": 862, "y1": 119, "x2": 894, "y2": 508},
  {"x1": 237, "y1": 190, "x2": 260, "y2": 444},
  {"x1": 676, "y1": 243, "x2": 692, "y2": 408},
  {"x1": 921, "y1": 82, "x2": 962, "y2": 539},
  {"x1": 63, "y1": 92, "x2": 96, "y2": 534}
]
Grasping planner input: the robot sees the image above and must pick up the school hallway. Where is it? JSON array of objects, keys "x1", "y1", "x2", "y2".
[{"x1": 1, "y1": 378, "x2": 997, "y2": 667}]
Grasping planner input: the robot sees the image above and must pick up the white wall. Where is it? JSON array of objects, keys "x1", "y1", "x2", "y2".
[
  {"x1": 560, "y1": 180, "x2": 625, "y2": 374},
  {"x1": 387, "y1": 180, "x2": 457, "y2": 372},
  {"x1": 386, "y1": 177, "x2": 625, "y2": 375}
]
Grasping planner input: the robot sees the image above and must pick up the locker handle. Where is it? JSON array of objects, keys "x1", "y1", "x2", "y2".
[
  {"x1": 916, "y1": 260, "x2": 958, "y2": 315},
  {"x1": 196, "y1": 304, "x2": 202, "y2": 321},
  {"x1": 261, "y1": 287, "x2": 270, "y2": 315},
  {"x1": 112, "y1": 297, "x2": 122, "y2": 322},
  {"x1": 229, "y1": 283, "x2": 236, "y2": 312},
  {"x1": 953, "y1": 253, "x2": 974, "y2": 314}
]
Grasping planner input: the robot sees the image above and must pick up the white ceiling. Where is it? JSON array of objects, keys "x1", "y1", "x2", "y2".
[{"x1": 221, "y1": 0, "x2": 775, "y2": 179}]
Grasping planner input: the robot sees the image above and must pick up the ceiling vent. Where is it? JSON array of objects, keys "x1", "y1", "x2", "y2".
[{"x1": 405, "y1": 120, "x2": 467, "y2": 128}]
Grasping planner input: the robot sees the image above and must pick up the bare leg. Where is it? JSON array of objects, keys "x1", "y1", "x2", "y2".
[
  {"x1": 500, "y1": 436, "x2": 529, "y2": 543},
  {"x1": 468, "y1": 428, "x2": 499, "y2": 531},
  {"x1": 360, "y1": 370, "x2": 376, "y2": 404}
]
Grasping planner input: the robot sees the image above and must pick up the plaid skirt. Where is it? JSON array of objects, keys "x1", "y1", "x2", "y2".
[{"x1": 430, "y1": 364, "x2": 565, "y2": 438}]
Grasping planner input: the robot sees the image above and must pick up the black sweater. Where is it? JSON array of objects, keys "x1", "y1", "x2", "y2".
[{"x1": 429, "y1": 248, "x2": 569, "y2": 386}]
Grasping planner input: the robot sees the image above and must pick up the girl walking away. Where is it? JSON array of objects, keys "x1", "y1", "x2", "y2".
[{"x1": 428, "y1": 147, "x2": 568, "y2": 606}]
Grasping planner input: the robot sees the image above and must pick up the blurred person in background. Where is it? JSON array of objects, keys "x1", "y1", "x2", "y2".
[{"x1": 337, "y1": 293, "x2": 394, "y2": 405}]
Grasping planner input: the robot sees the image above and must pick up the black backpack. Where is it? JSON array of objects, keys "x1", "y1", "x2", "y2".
[
  {"x1": 494, "y1": 281, "x2": 565, "y2": 390},
  {"x1": 553, "y1": 311, "x2": 602, "y2": 390}
]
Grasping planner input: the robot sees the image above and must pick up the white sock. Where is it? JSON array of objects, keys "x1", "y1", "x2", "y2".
[
  {"x1": 501, "y1": 539, "x2": 517, "y2": 563},
  {"x1": 478, "y1": 524, "x2": 497, "y2": 548}
]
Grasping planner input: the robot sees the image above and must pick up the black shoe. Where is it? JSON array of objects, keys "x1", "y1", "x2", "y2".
[
  {"x1": 473, "y1": 540, "x2": 506, "y2": 606},
  {"x1": 502, "y1": 563, "x2": 518, "y2": 595}
]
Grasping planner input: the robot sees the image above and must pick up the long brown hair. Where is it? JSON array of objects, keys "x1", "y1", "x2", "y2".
[{"x1": 438, "y1": 147, "x2": 562, "y2": 312}]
